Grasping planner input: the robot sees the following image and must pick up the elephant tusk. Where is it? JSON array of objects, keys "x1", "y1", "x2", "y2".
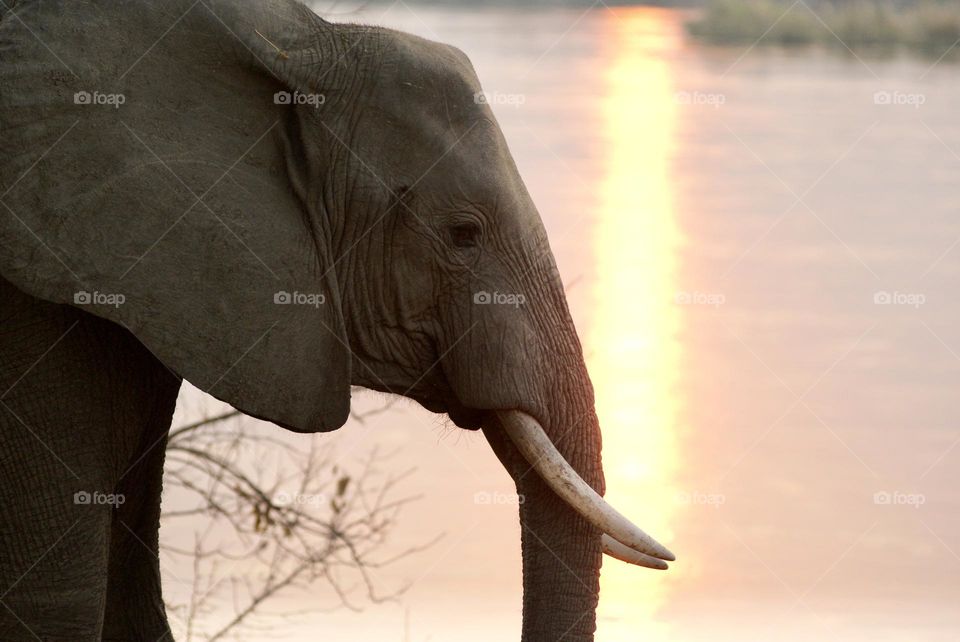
[
  {"x1": 601, "y1": 534, "x2": 668, "y2": 570},
  {"x1": 496, "y1": 409, "x2": 675, "y2": 562}
]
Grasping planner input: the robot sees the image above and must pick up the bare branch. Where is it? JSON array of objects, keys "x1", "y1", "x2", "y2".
[{"x1": 161, "y1": 409, "x2": 430, "y2": 640}]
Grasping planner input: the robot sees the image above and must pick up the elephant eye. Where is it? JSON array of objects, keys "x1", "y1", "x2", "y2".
[{"x1": 448, "y1": 220, "x2": 482, "y2": 248}]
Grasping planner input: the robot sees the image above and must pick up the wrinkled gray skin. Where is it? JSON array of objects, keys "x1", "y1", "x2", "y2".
[{"x1": 0, "y1": 0, "x2": 609, "y2": 639}]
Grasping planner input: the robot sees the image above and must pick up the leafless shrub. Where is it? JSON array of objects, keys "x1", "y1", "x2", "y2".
[{"x1": 160, "y1": 409, "x2": 435, "y2": 641}]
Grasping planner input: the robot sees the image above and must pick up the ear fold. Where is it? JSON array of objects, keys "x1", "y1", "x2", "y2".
[{"x1": 0, "y1": 0, "x2": 351, "y2": 432}]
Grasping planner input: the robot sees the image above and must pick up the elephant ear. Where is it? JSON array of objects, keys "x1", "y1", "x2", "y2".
[{"x1": 0, "y1": 0, "x2": 351, "y2": 432}]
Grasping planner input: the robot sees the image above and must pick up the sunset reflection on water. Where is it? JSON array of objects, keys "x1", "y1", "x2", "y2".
[{"x1": 590, "y1": 9, "x2": 682, "y2": 641}]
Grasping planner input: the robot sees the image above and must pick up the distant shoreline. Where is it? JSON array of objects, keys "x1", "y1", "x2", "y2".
[{"x1": 686, "y1": 1, "x2": 960, "y2": 58}]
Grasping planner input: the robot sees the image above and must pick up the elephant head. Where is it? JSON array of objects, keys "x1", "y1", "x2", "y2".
[{"x1": 0, "y1": 0, "x2": 673, "y2": 639}]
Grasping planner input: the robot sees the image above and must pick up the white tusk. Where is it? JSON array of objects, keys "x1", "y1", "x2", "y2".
[
  {"x1": 602, "y1": 534, "x2": 668, "y2": 570},
  {"x1": 496, "y1": 409, "x2": 675, "y2": 562}
]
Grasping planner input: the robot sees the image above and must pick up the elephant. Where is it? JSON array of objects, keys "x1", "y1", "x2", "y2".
[{"x1": 0, "y1": 0, "x2": 674, "y2": 640}]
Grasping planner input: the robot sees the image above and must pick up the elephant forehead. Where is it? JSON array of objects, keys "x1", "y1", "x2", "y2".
[{"x1": 374, "y1": 29, "x2": 487, "y2": 119}]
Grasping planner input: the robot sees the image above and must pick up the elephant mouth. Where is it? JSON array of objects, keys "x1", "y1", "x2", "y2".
[
  {"x1": 447, "y1": 404, "x2": 485, "y2": 429},
  {"x1": 411, "y1": 393, "x2": 485, "y2": 429}
]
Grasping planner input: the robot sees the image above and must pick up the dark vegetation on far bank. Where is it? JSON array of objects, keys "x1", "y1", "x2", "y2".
[{"x1": 687, "y1": 0, "x2": 960, "y2": 56}]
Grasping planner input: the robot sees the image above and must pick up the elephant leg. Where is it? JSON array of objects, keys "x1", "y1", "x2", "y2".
[
  {"x1": 102, "y1": 408, "x2": 178, "y2": 642},
  {"x1": 0, "y1": 278, "x2": 181, "y2": 640}
]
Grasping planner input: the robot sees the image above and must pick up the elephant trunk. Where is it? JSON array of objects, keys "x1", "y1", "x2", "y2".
[
  {"x1": 479, "y1": 321, "x2": 672, "y2": 639},
  {"x1": 478, "y1": 312, "x2": 609, "y2": 642},
  {"x1": 483, "y1": 401, "x2": 605, "y2": 641}
]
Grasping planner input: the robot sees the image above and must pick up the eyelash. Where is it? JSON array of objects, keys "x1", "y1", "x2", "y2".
[{"x1": 449, "y1": 221, "x2": 482, "y2": 248}]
